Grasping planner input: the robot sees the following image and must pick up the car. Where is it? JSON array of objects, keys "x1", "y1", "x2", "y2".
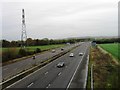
[
  {"x1": 57, "y1": 62, "x2": 65, "y2": 68},
  {"x1": 79, "y1": 53, "x2": 84, "y2": 56},
  {"x1": 52, "y1": 49, "x2": 55, "y2": 53},
  {"x1": 61, "y1": 48, "x2": 64, "y2": 51},
  {"x1": 69, "y1": 53, "x2": 74, "y2": 57}
]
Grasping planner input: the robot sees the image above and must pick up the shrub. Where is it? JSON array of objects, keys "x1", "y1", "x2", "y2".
[
  {"x1": 18, "y1": 48, "x2": 27, "y2": 56},
  {"x1": 2, "y1": 48, "x2": 17, "y2": 62},
  {"x1": 35, "y1": 48, "x2": 41, "y2": 53}
]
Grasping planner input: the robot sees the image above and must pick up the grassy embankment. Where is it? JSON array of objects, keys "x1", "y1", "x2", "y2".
[{"x1": 87, "y1": 45, "x2": 120, "y2": 89}]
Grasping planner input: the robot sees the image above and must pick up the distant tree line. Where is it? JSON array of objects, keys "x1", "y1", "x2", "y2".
[
  {"x1": 1, "y1": 37, "x2": 119, "y2": 63},
  {"x1": 2, "y1": 37, "x2": 119, "y2": 47},
  {"x1": 95, "y1": 38, "x2": 119, "y2": 44},
  {"x1": 2, "y1": 38, "x2": 91, "y2": 47},
  {"x1": 2, "y1": 38, "x2": 91, "y2": 62}
]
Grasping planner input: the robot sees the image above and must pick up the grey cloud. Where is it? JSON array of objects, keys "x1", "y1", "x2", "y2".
[{"x1": 2, "y1": 0, "x2": 118, "y2": 40}]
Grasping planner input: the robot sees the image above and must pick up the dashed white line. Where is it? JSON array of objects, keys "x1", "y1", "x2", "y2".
[
  {"x1": 46, "y1": 84, "x2": 51, "y2": 88},
  {"x1": 27, "y1": 82, "x2": 34, "y2": 88},
  {"x1": 66, "y1": 46, "x2": 88, "y2": 89},
  {"x1": 58, "y1": 72, "x2": 61, "y2": 76},
  {"x1": 45, "y1": 72, "x2": 48, "y2": 75},
  {"x1": 5, "y1": 43, "x2": 82, "y2": 88}
]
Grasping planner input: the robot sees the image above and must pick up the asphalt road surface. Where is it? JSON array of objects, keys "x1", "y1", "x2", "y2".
[
  {"x1": 2, "y1": 42, "x2": 82, "y2": 81},
  {"x1": 7, "y1": 42, "x2": 90, "y2": 88}
]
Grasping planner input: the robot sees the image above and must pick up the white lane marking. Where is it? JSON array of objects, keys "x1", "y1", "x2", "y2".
[
  {"x1": 27, "y1": 82, "x2": 34, "y2": 88},
  {"x1": 5, "y1": 43, "x2": 82, "y2": 88},
  {"x1": 83, "y1": 55, "x2": 89, "y2": 88},
  {"x1": 46, "y1": 84, "x2": 51, "y2": 88},
  {"x1": 58, "y1": 72, "x2": 61, "y2": 76},
  {"x1": 6, "y1": 55, "x2": 61, "y2": 88},
  {"x1": 45, "y1": 72, "x2": 48, "y2": 75},
  {"x1": 66, "y1": 45, "x2": 88, "y2": 89}
]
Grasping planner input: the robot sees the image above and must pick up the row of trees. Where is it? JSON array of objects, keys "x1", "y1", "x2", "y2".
[
  {"x1": 2, "y1": 38, "x2": 91, "y2": 47},
  {"x1": 2, "y1": 37, "x2": 119, "y2": 62},
  {"x1": 95, "y1": 38, "x2": 119, "y2": 44},
  {"x1": 2, "y1": 37, "x2": 119, "y2": 48},
  {"x1": 2, "y1": 38, "x2": 92, "y2": 62}
]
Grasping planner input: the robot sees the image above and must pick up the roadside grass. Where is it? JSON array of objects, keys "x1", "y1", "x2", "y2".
[
  {"x1": 86, "y1": 47, "x2": 92, "y2": 89},
  {"x1": 105, "y1": 65, "x2": 119, "y2": 88},
  {"x1": 1, "y1": 44, "x2": 66, "y2": 63},
  {"x1": 87, "y1": 46, "x2": 119, "y2": 89},
  {"x1": 99, "y1": 43, "x2": 119, "y2": 60}
]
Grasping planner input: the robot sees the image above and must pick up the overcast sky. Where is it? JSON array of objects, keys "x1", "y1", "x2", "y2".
[{"x1": 1, "y1": 0, "x2": 119, "y2": 40}]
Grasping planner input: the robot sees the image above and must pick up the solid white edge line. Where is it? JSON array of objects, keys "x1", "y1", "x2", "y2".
[
  {"x1": 6, "y1": 56, "x2": 61, "y2": 89},
  {"x1": 27, "y1": 82, "x2": 34, "y2": 88},
  {"x1": 66, "y1": 45, "x2": 88, "y2": 89},
  {"x1": 83, "y1": 55, "x2": 89, "y2": 88},
  {"x1": 46, "y1": 84, "x2": 51, "y2": 88},
  {"x1": 58, "y1": 72, "x2": 61, "y2": 76},
  {"x1": 6, "y1": 43, "x2": 81, "y2": 89}
]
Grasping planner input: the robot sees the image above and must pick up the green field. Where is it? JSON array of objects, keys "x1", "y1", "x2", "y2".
[
  {"x1": 1, "y1": 44, "x2": 66, "y2": 53},
  {"x1": 1, "y1": 44, "x2": 66, "y2": 62},
  {"x1": 99, "y1": 43, "x2": 119, "y2": 60}
]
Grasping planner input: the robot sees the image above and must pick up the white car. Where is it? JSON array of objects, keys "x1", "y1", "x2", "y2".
[
  {"x1": 57, "y1": 62, "x2": 65, "y2": 68},
  {"x1": 52, "y1": 49, "x2": 55, "y2": 53},
  {"x1": 79, "y1": 53, "x2": 84, "y2": 56},
  {"x1": 69, "y1": 53, "x2": 74, "y2": 57}
]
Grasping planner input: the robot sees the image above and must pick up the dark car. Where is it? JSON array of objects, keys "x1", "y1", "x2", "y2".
[
  {"x1": 61, "y1": 48, "x2": 64, "y2": 51},
  {"x1": 69, "y1": 53, "x2": 74, "y2": 57},
  {"x1": 79, "y1": 53, "x2": 84, "y2": 56},
  {"x1": 57, "y1": 62, "x2": 65, "y2": 68}
]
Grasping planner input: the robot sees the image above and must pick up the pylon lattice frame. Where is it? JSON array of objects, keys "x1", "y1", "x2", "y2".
[{"x1": 21, "y1": 9, "x2": 27, "y2": 48}]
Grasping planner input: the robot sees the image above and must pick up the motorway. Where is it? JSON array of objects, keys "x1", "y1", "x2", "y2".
[
  {"x1": 2, "y1": 43, "x2": 81, "y2": 81},
  {"x1": 6, "y1": 42, "x2": 90, "y2": 88}
]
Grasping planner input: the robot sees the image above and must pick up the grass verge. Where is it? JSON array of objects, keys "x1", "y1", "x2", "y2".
[
  {"x1": 87, "y1": 46, "x2": 120, "y2": 89},
  {"x1": 2, "y1": 44, "x2": 66, "y2": 65}
]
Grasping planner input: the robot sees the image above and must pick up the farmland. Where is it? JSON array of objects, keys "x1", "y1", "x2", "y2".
[
  {"x1": 1, "y1": 44, "x2": 66, "y2": 62},
  {"x1": 99, "y1": 43, "x2": 119, "y2": 60},
  {"x1": 1, "y1": 44, "x2": 66, "y2": 53}
]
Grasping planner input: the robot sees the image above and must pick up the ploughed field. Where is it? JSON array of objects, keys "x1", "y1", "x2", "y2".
[{"x1": 99, "y1": 43, "x2": 119, "y2": 60}]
